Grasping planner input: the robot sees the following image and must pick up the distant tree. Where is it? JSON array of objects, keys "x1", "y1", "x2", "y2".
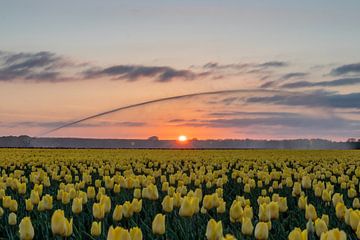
[{"x1": 148, "y1": 136, "x2": 159, "y2": 141}]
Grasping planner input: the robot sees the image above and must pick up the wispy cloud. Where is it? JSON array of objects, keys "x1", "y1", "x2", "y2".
[
  {"x1": 83, "y1": 65, "x2": 208, "y2": 82},
  {"x1": 0, "y1": 51, "x2": 76, "y2": 82},
  {"x1": 330, "y1": 63, "x2": 360, "y2": 76},
  {"x1": 0, "y1": 50, "x2": 208, "y2": 83},
  {"x1": 280, "y1": 77, "x2": 360, "y2": 88},
  {"x1": 247, "y1": 91, "x2": 360, "y2": 109}
]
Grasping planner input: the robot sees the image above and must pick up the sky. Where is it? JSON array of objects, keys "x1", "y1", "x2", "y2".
[{"x1": 1, "y1": 0, "x2": 360, "y2": 140}]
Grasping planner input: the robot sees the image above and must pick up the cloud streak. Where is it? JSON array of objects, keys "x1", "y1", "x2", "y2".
[
  {"x1": 280, "y1": 77, "x2": 360, "y2": 88},
  {"x1": 330, "y1": 63, "x2": 360, "y2": 76},
  {"x1": 83, "y1": 65, "x2": 207, "y2": 82}
]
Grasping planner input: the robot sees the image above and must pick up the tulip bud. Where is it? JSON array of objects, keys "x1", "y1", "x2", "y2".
[
  {"x1": 19, "y1": 217, "x2": 35, "y2": 240},
  {"x1": 314, "y1": 219, "x2": 327, "y2": 237},
  {"x1": 305, "y1": 204, "x2": 317, "y2": 221},
  {"x1": 162, "y1": 195, "x2": 174, "y2": 213},
  {"x1": 230, "y1": 200, "x2": 243, "y2": 223},
  {"x1": 112, "y1": 205, "x2": 123, "y2": 221},
  {"x1": 90, "y1": 221, "x2": 101, "y2": 237},
  {"x1": 107, "y1": 226, "x2": 131, "y2": 240},
  {"x1": 206, "y1": 219, "x2": 223, "y2": 240},
  {"x1": 241, "y1": 217, "x2": 254, "y2": 236},
  {"x1": 255, "y1": 222, "x2": 269, "y2": 240},
  {"x1": 130, "y1": 227, "x2": 143, "y2": 240},
  {"x1": 179, "y1": 196, "x2": 195, "y2": 217},
  {"x1": 152, "y1": 214, "x2": 165, "y2": 235},
  {"x1": 72, "y1": 197, "x2": 83, "y2": 214},
  {"x1": 8, "y1": 212, "x2": 17, "y2": 225},
  {"x1": 92, "y1": 203, "x2": 105, "y2": 220}
]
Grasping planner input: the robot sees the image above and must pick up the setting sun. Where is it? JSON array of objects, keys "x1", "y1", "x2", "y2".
[{"x1": 178, "y1": 135, "x2": 188, "y2": 142}]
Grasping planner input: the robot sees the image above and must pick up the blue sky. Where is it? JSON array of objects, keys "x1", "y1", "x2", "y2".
[{"x1": 0, "y1": 1, "x2": 360, "y2": 139}]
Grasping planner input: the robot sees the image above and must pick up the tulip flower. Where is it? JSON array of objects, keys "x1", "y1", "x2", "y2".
[
  {"x1": 131, "y1": 199, "x2": 142, "y2": 213},
  {"x1": 268, "y1": 201, "x2": 279, "y2": 219},
  {"x1": 71, "y1": 197, "x2": 83, "y2": 214},
  {"x1": 19, "y1": 217, "x2": 35, "y2": 240},
  {"x1": 93, "y1": 203, "x2": 105, "y2": 220},
  {"x1": 229, "y1": 200, "x2": 243, "y2": 222},
  {"x1": 90, "y1": 221, "x2": 101, "y2": 237},
  {"x1": 122, "y1": 201, "x2": 133, "y2": 218},
  {"x1": 30, "y1": 190, "x2": 40, "y2": 205},
  {"x1": 298, "y1": 196, "x2": 307, "y2": 210},
  {"x1": 206, "y1": 219, "x2": 223, "y2": 240},
  {"x1": 315, "y1": 219, "x2": 328, "y2": 237},
  {"x1": 107, "y1": 226, "x2": 131, "y2": 240},
  {"x1": 258, "y1": 203, "x2": 270, "y2": 222},
  {"x1": 305, "y1": 204, "x2": 317, "y2": 221},
  {"x1": 241, "y1": 217, "x2": 254, "y2": 236},
  {"x1": 322, "y1": 228, "x2": 346, "y2": 240},
  {"x1": 335, "y1": 202, "x2": 346, "y2": 219},
  {"x1": 100, "y1": 195, "x2": 111, "y2": 213},
  {"x1": 349, "y1": 210, "x2": 360, "y2": 231},
  {"x1": 8, "y1": 212, "x2": 17, "y2": 225},
  {"x1": 255, "y1": 222, "x2": 269, "y2": 240},
  {"x1": 152, "y1": 214, "x2": 165, "y2": 235},
  {"x1": 87, "y1": 187, "x2": 96, "y2": 199},
  {"x1": 288, "y1": 228, "x2": 302, "y2": 240},
  {"x1": 130, "y1": 227, "x2": 143, "y2": 240},
  {"x1": 179, "y1": 196, "x2": 195, "y2": 217},
  {"x1": 162, "y1": 195, "x2": 174, "y2": 212},
  {"x1": 51, "y1": 210, "x2": 73, "y2": 237},
  {"x1": 112, "y1": 205, "x2": 123, "y2": 221}
]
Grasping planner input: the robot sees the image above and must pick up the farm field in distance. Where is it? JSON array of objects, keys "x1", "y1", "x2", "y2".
[{"x1": 0, "y1": 148, "x2": 359, "y2": 239}]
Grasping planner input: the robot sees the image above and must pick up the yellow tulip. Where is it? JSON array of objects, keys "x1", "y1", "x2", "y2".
[
  {"x1": 322, "y1": 228, "x2": 346, "y2": 240},
  {"x1": 133, "y1": 188, "x2": 141, "y2": 199},
  {"x1": 51, "y1": 209, "x2": 73, "y2": 237},
  {"x1": 241, "y1": 217, "x2": 254, "y2": 236},
  {"x1": 19, "y1": 217, "x2": 35, "y2": 240},
  {"x1": 130, "y1": 227, "x2": 143, "y2": 240},
  {"x1": 259, "y1": 203, "x2": 270, "y2": 222},
  {"x1": 206, "y1": 219, "x2": 223, "y2": 240},
  {"x1": 162, "y1": 195, "x2": 174, "y2": 212},
  {"x1": 9, "y1": 199, "x2": 18, "y2": 212},
  {"x1": 255, "y1": 222, "x2": 269, "y2": 240},
  {"x1": 332, "y1": 193, "x2": 343, "y2": 207},
  {"x1": 315, "y1": 219, "x2": 327, "y2": 237},
  {"x1": 288, "y1": 228, "x2": 302, "y2": 240},
  {"x1": 298, "y1": 196, "x2": 307, "y2": 210},
  {"x1": 321, "y1": 214, "x2": 329, "y2": 226},
  {"x1": 278, "y1": 197, "x2": 288, "y2": 212},
  {"x1": 87, "y1": 186, "x2": 96, "y2": 199},
  {"x1": 92, "y1": 203, "x2": 105, "y2": 220},
  {"x1": 179, "y1": 196, "x2": 195, "y2": 217},
  {"x1": 305, "y1": 204, "x2": 317, "y2": 221},
  {"x1": 100, "y1": 195, "x2": 111, "y2": 213},
  {"x1": 335, "y1": 202, "x2": 346, "y2": 219},
  {"x1": 113, "y1": 205, "x2": 123, "y2": 221},
  {"x1": 230, "y1": 200, "x2": 243, "y2": 222},
  {"x1": 107, "y1": 226, "x2": 131, "y2": 240},
  {"x1": 131, "y1": 199, "x2": 142, "y2": 213},
  {"x1": 122, "y1": 201, "x2": 133, "y2": 218},
  {"x1": 152, "y1": 213, "x2": 165, "y2": 235},
  {"x1": 30, "y1": 190, "x2": 40, "y2": 205},
  {"x1": 349, "y1": 210, "x2": 360, "y2": 230},
  {"x1": 72, "y1": 197, "x2": 83, "y2": 214},
  {"x1": 301, "y1": 176, "x2": 312, "y2": 189},
  {"x1": 353, "y1": 198, "x2": 360, "y2": 209},
  {"x1": 61, "y1": 191, "x2": 70, "y2": 205},
  {"x1": 268, "y1": 201, "x2": 279, "y2": 219},
  {"x1": 90, "y1": 221, "x2": 101, "y2": 237},
  {"x1": 217, "y1": 200, "x2": 226, "y2": 214},
  {"x1": 8, "y1": 212, "x2": 17, "y2": 225}
]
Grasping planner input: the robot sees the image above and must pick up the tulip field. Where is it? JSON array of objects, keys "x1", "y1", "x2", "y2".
[{"x1": 0, "y1": 148, "x2": 359, "y2": 240}]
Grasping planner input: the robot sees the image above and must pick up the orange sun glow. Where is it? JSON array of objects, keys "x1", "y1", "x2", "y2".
[{"x1": 178, "y1": 135, "x2": 188, "y2": 142}]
